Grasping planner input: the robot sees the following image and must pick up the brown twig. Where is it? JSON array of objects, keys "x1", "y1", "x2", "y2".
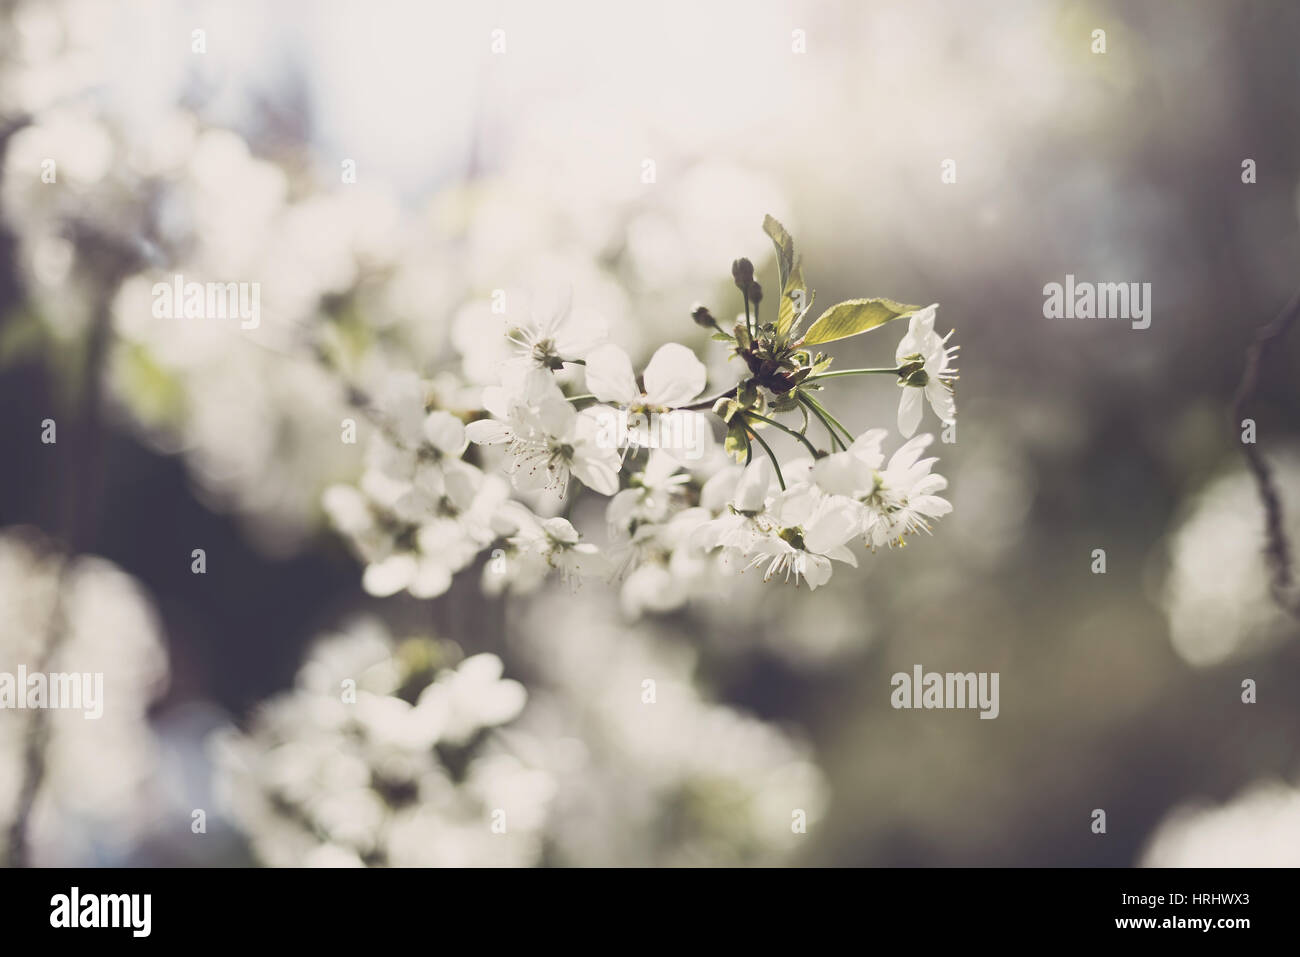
[
  {"x1": 4, "y1": 224, "x2": 137, "y2": 866},
  {"x1": 1231, "y1": 286, "x2": 1300, "y2": 618}
]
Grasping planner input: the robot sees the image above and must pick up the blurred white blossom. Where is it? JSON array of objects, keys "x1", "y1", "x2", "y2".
[
  {"x1": 0, "y1": 529, "x2": 169, "y2": 865},
  {"x1": 1142, "y1": 781, "x2": 1300, "y2": 867},
  {"x1": 211, "y1": 618, "x2": 548, "y2": 867},
  {"x1": 1161, "y1": 451, "x2": 1300, "y2": 667}
]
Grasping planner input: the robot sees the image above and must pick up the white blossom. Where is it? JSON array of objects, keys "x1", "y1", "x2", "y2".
[
  {"x1": 812, "y1": 432, "x2": 952, "y2": 549},
  {"x1": 895, "y1": 304, "x2": 958, "y2": 438},
  {"x1": 466, "y1": 369, "x2": 621, "y2": 496}
]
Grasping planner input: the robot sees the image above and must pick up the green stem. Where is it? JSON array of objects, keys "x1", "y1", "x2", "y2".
[
  {"x1": 805, "y1": 367, "x2": 900, "y2": 381},
  {"x1": 802, "y1": 392, "x2": 854, "y2": 446},
  {"x1": 744, "y1": 410, "x2": 820, "y2": 458},
  {"x1": 683, "y1": 387, "x2": 737, "y2": 412},
  {"x1": 566, "y1": 393, "x2": 596, "y2": 404},
  {"x1": 747, "y1": 427, "x2": 785, "y2": 490},
  {"x1": 798, "y1": 393, "x2": 847, "y2": 451}
]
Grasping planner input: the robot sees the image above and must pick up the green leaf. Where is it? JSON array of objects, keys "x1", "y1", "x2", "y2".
[
  {"x1": 713, "y1": 397, "x2": 743, "y2": 423},
  {"x1": 777, "y1": 264, "x2": 812, "y2": 337},
  {"x1": 724, "y1": 420, "x2": 751, "y2": 463},
  {"x1": 763, "y1": 215, "x2": 814, "y2": 338},
  {"x1": 762, "y1": 214, "x2": 795, "y2": 291},
  {"x1": 801, "y1": 298, "x2": 921, "y2": 346},
  {"x1": 732, "y1": 318, "x2": 751, "y2": 350}
]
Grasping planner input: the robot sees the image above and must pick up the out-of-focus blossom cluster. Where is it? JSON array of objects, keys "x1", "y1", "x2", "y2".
[
  {"x1": 1142, "y1": 780, "x2": 1300, "y2": 866},
  {"x1": 0, "y1": 528, "x2": 169, "y2": 864},
  {"x1": 511, "y1": 590, "x2": 827, "y2": 866},
  {"x1": 211, "y1": 618, "x2": 546, "y2": 867},
  {"x1": 0, "y1": 0, "x2": 996, "y2": 868},
  {"x1": 1161, "y1": 449, "x2": 1300, "y2": 667},
  {"x1": 212, "y1": 611, "x2": 824, "y2": 866}
]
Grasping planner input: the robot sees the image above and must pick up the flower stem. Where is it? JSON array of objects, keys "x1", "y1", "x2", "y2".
[
  {"x1": 744, "y1": 410, "x2": 820, "y2": 458},
  {"x1": 805, "y1": 367, "x2": 900, "y2": 381},
  {"x1": 802, "y1": 392, "x2": 854, "y2": 445},
  {"x1": 797, "y1": 393, "x2": 847, "y2": 450},
  {"x1": 565, "y1": 393, "x2": 596, "y2": 404},
  {"x1": 747, "y1": 427, "x2": 786, "y2": 490},
  {"x1": 683, "y1": 387, "x2": 737, "y2": 411}
]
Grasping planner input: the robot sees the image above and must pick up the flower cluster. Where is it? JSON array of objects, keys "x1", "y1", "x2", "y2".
[
  {"x1": 0, "y1": 529, "x2": 169, "y2": 865},
  {"x1": 323, "y1": 373, "x2": 514, "y2": 599},
  {"x1": 448, "y1": 215, "x2": 958, "y2": 605},
  {"x1": 689, "y1": 429, "x2": 952, "y2": 590},
  {"x1": 213, "y1": 611, "x2": 824, "y2": 867},
  {"x1": 509, "y1": 589, "x2": 828, "y2": 866},
  {"x1": 211, "y1": 619, "x2": 548, "y2": 867},
  {"x1": 324, "y1": 216, "x2": 957, "y2": 609}
]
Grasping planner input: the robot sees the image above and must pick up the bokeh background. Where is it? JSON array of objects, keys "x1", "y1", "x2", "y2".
[{"x1": 2, "y1": 0, "x2": 1300, "y2": 866}]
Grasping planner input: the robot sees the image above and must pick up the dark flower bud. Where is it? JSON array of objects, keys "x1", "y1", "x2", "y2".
[
  {"x1": 731, "y1": 258, "x2": 755, "y2": 290},
  {"x1": 691, "y1": 304, "x2": 717, "y2": 328},
  {"x1": 749, "y1": 281, "x2": 763, "y2": 306}
]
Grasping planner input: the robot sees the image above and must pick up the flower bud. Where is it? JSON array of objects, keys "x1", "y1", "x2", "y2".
[
  {"x1": 691, "y1": 304, "x2": 718, "y2": 329},
  {"x1": 731, "y1": 258, "x2": 755, "y2": 290}
]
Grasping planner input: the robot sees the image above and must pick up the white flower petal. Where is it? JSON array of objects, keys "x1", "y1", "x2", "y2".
[
  {"x1": 465, "y1": 419, "x2": 513, "y2": 446},
  {"x1": 812, "y1": 451, "x2": 870, "y2": 497},
  {"x1": 734, "y1": 459, "x2": 772, "y2": 512},
  {"x1": 458, "y1": 652, "x2": 506, "y2": 683},
  {"x1": 897, "y1": 387, "x2": 924, "y2": 438},
  {"x1": 556, "y1": 309, "x2": 608, "y2": 358},
  {"x1": 849, "y1": 429, "x2": 888, "y2": 467},
  {"x1": 895, "y1": 303, "x2": 939, "y2": 362},
  {"x1": 804, "y1": 502, "x2": 861, "y2": 554},
  {"x1": 925, "y1": 381, "x2": 956, "y2": 423},
  {"x1": 480, "y1": 386, "x2": 511, "y2": 420},
  {"x1": 362, "y1": 554, "x2": 417, "y2": 597},
  {"x1": 801, "y1": 554, "x2": 833, "y2": 590},
  {"x1": 571, "y1": 451, "x2": 621, "y2": 496},
  {"x1": 423, "y1": 410, "x2": 467, "y2": 454},
  {"x1": 408, "y1": 559, "x2": 453, "y2": 598},
  {"x1": 642, "y1": 342, "x2": 707, "y2": 407},
  {"x1": 584, "y1": 344, "x2": 640, "y2": 404}
]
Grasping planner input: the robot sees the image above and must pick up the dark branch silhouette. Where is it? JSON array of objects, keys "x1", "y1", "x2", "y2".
[{"x1": 1232, "y1": 287, "x2": 1300, "y2": 618}]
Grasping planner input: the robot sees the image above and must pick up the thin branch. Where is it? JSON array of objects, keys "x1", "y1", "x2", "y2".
[
  {"x1": 801, "y1": 391, "x2": 854, "y2": 446},
  {"x1": 683, "y1": 387, "x2": 738, "y2": 412},
  {"x1": 747, "y1": 427, "x2": 785, "y2": 490},
  {"x1": 798, "y1": 394, "x2": 846, "y2": 451},
  {"x1": 744, "y1": 410, "x2": 820, "y2": 458},
  {"x1": 6, "y1": 222, "x2": 132, "y2": 866},
  {"x1": 1231, "y1": 286, "x2": 1300, "y2": 618},
  {"x1": 4, "y1": 557, "x2": 72, "y2": 867},
  {"x1": 806, "y1": 366, "x2": 900, "y2": 381}
]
